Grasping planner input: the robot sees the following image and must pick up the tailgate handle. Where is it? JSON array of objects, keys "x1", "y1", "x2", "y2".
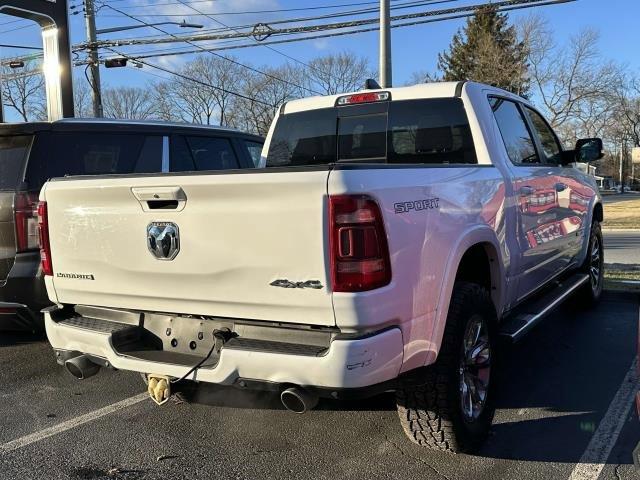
[
  {"x1": 147, "y1": 199, "x2": 179, "y2": 210},
  {"x1": 131, "y1": 187, "x2": 187, "y2": 212}
]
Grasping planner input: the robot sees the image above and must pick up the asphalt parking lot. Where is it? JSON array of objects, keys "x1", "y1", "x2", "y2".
[{"x1": 0, "y1": 291, "x2": 638, "y2": 480}]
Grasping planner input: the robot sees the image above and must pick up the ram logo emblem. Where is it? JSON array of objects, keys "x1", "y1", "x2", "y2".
[{"x1": 147, "y1": 222, "x2": 180, "y2": 260}]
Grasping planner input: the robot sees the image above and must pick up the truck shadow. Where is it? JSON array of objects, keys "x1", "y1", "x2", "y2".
[
  {"x1": 183, "y1": 291, "x2": 639, "y2": 464},
  {"x1": 478, "y1": 290, "x2": 639, "y2": 463}
]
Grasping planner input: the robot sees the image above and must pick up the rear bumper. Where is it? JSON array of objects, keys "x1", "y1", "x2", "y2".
[
  {"x1": 0, "y1": 252, "x2": 49, "y2": 330},
  {"x1": 45, "y1": 309, "x2": 404, "y2": 390}
]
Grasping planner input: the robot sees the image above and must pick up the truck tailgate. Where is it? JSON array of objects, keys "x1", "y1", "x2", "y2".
[{"x1": 42, "y1": 171, "x2": 335, "y2": 326}]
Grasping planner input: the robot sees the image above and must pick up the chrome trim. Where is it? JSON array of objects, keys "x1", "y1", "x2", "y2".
[
  {"x1": 147, "y1": 222, "x2": 180, "y2": 261},
  {"x1": 0, "y1": 301, "x2": 28, "y2": 309},
  {"x1": 161, "y1": 136, "x2": 169, "y2": 172}
]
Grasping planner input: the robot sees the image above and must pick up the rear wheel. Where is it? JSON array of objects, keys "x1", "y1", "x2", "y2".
[
  {"x1": 395, "y1": 282, "x2": 497, "y2": 453},
  {"x1": 576, "y1": 220, "x2": 604, "y2": 305}
]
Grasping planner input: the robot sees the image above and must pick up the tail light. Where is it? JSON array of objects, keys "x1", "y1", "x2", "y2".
[
  {"x1": 329, "y1": 195, "x2": 391, "y2": 292},
  {"x1": 37, "y1": 201, "x2": 53, "y2": 276},
  {"x1": 14, "y1": 192, "x2": 39, "y2": 253}
]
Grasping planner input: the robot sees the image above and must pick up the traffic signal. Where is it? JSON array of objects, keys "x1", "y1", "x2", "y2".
[{"x1": 104, "y1": 58, "x2": 127, "y2": 68}]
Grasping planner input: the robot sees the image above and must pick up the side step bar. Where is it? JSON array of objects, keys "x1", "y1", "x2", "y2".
[{"x1": 499, "y1": 273, "x2": 589, "y2": 342}]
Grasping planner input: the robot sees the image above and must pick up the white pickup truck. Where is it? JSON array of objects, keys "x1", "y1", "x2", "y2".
[{"x1": 40, "y1": 81, "x2": 604, "y2": 453}]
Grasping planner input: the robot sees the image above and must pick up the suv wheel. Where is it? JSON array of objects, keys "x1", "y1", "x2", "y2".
[{"x1": 395, "y1": 282, "x2": 497, "y2": 453}]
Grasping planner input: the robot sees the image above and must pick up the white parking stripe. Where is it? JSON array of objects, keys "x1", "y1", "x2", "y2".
[
  {"x1": 0, "y1": 393, "x2": 148, "y2": 454},
  {"x1": 568, "y1": 357, "x2": 639, "y2": 480}
]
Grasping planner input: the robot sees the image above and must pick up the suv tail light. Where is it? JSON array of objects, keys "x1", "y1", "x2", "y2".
[
  {"x1": 37, "y1": 201, "x2": 53, "y2": 276},
  {"x1": 329, "y1": 195, "x2": 391, "y2": 292},
  {"x1": 14, "y1": 192, "x2": 39, "y2": 253}
]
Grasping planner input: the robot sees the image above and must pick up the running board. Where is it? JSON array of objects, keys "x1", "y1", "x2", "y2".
[{"x1": 499, "y1": 273, "x2": 589, "y2": 342}]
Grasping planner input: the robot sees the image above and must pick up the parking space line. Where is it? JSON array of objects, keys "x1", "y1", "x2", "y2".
[
  {"x1": 568, "y1": 356, "x2": 639, "y2": 480},
  {"x1": 0, "y1": 393, "x2": 148, "y2": 454}
]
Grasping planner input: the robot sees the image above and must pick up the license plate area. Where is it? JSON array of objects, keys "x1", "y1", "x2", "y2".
[{"x1": 143, "y1": 312, "x2": 234, "y2": 357}]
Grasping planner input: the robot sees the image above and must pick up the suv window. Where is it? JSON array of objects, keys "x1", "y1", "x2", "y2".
[
  {"x1": 170, "y1": 136, "x2": 239, "y2": 171},
  {"x1": 524, "y1": 107, "x2": 563, "y2": 165},
  {"x1": 0, "y1": 135, "x2": 31, "y2": 190},
  {"x1": 26, "y1": 132, "x2": 162, "y2": 190},
  {"x1": 267, "y1": 98, "x2": 477, "y2": 166},
  {"x1": 489, "y1": 97, "x2": 539, "y2": 165},
  {"x1": 243, "y1": 140, "x2": 263, "y2": 167}
]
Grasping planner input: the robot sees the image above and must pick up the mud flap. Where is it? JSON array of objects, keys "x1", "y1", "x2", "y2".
[{"x1": 147, "y1": 374, "x2": 171, "y2": 405}]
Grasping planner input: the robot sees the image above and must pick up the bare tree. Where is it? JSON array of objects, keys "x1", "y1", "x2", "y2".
[
  {"x1": 404, "y1": 70, "x2": 438, "y2": 86},
  {"x1": 162, "y1": 56, "x2": 246, "y2": 125},
  {"x1": 151, "y1": 81, "x2": 181, "y2": 122},
  {"x1": 102, "y1": 85, "x2": 155, "y2": 120},
  {"x1": 522, "y1": 16, "x2": 620, "y2": 132},
  {"x1": 1, "y1": 60, "x2": 46, "y2": 121},
  {"x1": 612, "y1": 75, "x2": 640, "y2": 148},
  {"x1": 73, "y1": 75, "x2": 93, "y2": 118},
  {"x1": 304, "y1": 51, "x2": 372, "y2": 95},
  {"x1": 228, "y1": 65, "x2": 303, "y2": 136}
]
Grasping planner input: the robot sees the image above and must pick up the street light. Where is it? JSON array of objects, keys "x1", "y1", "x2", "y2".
[{"x1": 96, "y1": 21, "x2": 204, "y2": 35}]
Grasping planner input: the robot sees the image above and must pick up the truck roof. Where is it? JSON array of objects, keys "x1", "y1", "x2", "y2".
[
  {"x1": 0, "y1": 118, "x2": 263, "y2": 142},
  {"x1": 282, "y1": 81, "x2": 528, "y2": 114}
]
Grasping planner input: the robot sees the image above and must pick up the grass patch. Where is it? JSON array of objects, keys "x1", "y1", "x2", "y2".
[
  {"x1": 603, "y1": 196, "x2": 640, "y2": 229},
  {"x1": 604, "y1": 266, "x2": 640, "y2": 292}
]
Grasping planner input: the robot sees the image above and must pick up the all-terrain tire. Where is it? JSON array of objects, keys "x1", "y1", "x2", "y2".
[
  {"x1": 575, "y1": 220, "x2": 604, "y2": 306},
  {"x1": 396, "y1": 282, "x2": 497, "y2": 453}
]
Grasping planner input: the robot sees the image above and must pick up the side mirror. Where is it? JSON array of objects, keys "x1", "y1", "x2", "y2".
[{"x1": 575, "y1": 138, "x2": 604, "y2": 163}]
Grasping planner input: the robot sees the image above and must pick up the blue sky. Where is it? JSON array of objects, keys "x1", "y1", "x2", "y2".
[{"x1": 0, "y1": 0, "x2": 634, "y2": 99}]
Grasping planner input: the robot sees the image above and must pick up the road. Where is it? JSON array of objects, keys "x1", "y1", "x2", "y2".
[
  {"x1": 0, "y1": 292, "x2": 638, "y2": 480},
  {"x1": 603, "y1": 230, "x2": 640, "y2": 266}
]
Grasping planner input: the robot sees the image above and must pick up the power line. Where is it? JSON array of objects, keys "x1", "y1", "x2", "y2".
[
  {"x1": 99, "y1": 0, "x2": 458, "y2": 38},
  {"x1": 97, "y1": 1, "x2": 323, "y2": 95},
  {"x1": 81, "y1": 0, "x2": 574, "y2": 63},
  {"x1": 170, "y1": 0, "x2": 331, "y2": 82},
  {"x1": 108, "y1": 0, "x2": 450, "y2": 18},
  {"x1": 103, "y1": 46, "x2": 275, "y2": 108},
  {"x1": 111, "y1": 0, "x2": 389, "y2": 13},
  {"x1": 85, "y1": 0, "x2": 575, "y2": 49}
]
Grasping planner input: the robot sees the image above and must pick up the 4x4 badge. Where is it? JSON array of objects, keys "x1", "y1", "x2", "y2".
[
  {"x1": 147, "y1": 222, "x2": 180, "y2": 260},
  {"x1": 270, "y1": 279, "x2": 323, "y2": 289}
]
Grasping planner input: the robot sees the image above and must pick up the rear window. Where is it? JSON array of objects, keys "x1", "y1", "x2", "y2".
[
  {"x1": 266, "y1": 98, "x2": 477, "y2": 166},
  {"x1": 26, "y1": 132, "x2": 162, "y2": 190},
  {"x1": 0, "y1": 135, "x2": 31, "y2": 190}
]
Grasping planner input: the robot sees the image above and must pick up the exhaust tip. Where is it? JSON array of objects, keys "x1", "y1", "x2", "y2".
[
  {"x1": 280, "y1": 387, "x2": 318, "y2": 414},
  {"x1": 64, "y1": 355, "x2": 100, "y2": 380}
]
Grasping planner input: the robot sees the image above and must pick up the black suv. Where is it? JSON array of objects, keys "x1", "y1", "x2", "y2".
[{"x1": 0, "y1": 119, "x2": 263, "y2": 331}]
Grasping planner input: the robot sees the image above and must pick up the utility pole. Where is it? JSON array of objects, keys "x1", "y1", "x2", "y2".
[
  {"x1": 379, "y1": 0, "x2": 392, "y2": 88},
  {"x1": 84, "y1": 0, "x2": 103, "y2": 117}
]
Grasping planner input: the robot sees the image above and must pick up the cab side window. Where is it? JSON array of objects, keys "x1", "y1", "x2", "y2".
[
  {"x1": 524, "y1": 107, "x2": 563, "y2": 166},
  {"x1": 489, "y1": 97, "x2": 539, "y2": 165}
]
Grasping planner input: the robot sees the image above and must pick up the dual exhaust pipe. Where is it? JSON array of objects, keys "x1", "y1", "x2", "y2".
[{"x1": 63, "y1": 355, "x2": 318, "y2": 414}]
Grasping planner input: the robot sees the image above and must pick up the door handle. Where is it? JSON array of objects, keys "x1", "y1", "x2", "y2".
[
  {"x1": 131, "y1": 186, "x2": 187, "y2": 212},
  {"x1": 519, "y1": 186, "x2": 534, "y2": 196},
  {"x1": 555, "y1": 182, "x2": 567, "y2": 192}
]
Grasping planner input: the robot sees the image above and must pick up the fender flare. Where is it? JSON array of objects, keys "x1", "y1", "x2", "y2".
[
  {"x1": 576, "y1": 200, "x2": 602, "y2": 267},
  {"x1": 426, "y1": 225, "x2": 505, "y2": 365}
]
